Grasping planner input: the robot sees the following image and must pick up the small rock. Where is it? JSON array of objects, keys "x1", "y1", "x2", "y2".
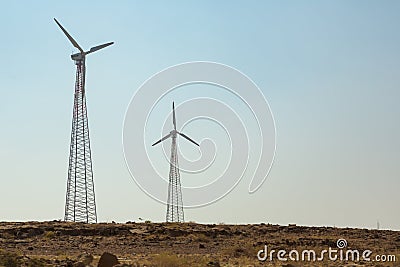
[
  {"x1": 199, "y1": 243, "x2": 205, "y2": 249},
  {"x1": 98, "y1": 252, "x2": 119, "y2": 267}
]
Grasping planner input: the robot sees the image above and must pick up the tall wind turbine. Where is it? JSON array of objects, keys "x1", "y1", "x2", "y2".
[
  {"x1": 152, "y1": 102, "x2": 199, "y2": 222},
  {"x1": 54, "y1": 18, "x2": 113, "y2": 223}
]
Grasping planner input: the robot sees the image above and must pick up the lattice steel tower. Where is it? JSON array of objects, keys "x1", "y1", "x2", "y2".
[
  {"x1": 152, "y1": 102, "x2": 199, "y2": 222},
  {"x1": 54, "y1": 18, "x2": 113, "y2": 223}
]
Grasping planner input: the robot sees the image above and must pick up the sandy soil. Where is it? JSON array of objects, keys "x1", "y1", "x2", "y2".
[{"x1": 0, "y1": 221, "x2": 399, "y2": 266}]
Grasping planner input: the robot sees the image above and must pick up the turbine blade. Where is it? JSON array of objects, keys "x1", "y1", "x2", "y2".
[
  {"x1": 178, "y1": 132, "x2": 199, "y2": 146},
  {"x1": 54, "y1": 18, "x2": 84, "y2": 53},
  {"x1": 86, "y1": 42, "x2": 114, "y2": 55},
  {"x1": 172, "y1": 102, "x2": 176, "y2": 130},
  {"x1": 152, "y1": 133, "x2": 172, "y2": 146}
]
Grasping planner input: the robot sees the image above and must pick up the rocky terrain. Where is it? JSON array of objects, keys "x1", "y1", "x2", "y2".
[{"x1": 0, "y1": 221, "x2": 399, "y2": 266}]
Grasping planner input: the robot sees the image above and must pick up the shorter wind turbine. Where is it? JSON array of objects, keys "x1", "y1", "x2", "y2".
[{"x1": 152, "y1": 102, "x2": 199, "y2": 222}]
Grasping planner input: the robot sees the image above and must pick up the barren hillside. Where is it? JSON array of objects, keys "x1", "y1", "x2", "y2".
[{"x1": 0, "y1": 221, "x2": 399, "y2": 266}]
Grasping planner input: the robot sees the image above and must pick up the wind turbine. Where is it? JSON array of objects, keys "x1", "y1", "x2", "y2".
[
  {"x1": 54, "y1": 18, "x2": 113, "y2": 223},
  {"x1": 152, "y1": 102, "x2": 199, "y2": 222}
]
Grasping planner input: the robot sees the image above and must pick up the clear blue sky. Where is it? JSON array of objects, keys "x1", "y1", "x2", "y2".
[{"x1": 0, "y1": 1, "x2": 399, "y2": 230}]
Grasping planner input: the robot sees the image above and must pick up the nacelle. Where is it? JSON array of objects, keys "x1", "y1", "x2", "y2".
[{"x1": 71, "y1": 53, "x2": 85, "y2": 61}]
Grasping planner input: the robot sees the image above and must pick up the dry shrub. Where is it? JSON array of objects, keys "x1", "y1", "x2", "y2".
[
  {"x1": 0, "y1": 250, "x2": 46, "y2": 267},
  {"x1": 43, "y1": 231, "x2": 55, "y2": 239},
  {"x1": 0, "y1": 251, "x2": 18, "y2": 267},
  {"x1": 152, "y1": 253, "x2": 188, "y2": 267},
  {"x1": 188, "y1": 233, "x2": 210, "y2": 243},
  {"x1": 223, "y1": 242, "x2": 258, "y2": 258}
]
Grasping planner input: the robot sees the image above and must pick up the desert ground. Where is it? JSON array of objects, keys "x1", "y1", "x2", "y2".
[{"x1": 0, "y1": 221, "x2": 399, "y2": 267}]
